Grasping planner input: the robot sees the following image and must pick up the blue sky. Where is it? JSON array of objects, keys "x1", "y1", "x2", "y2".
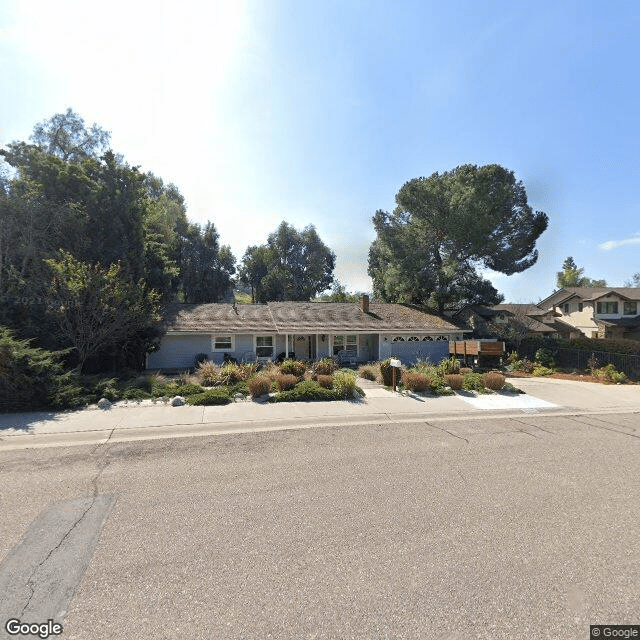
[{"x1": 1, "y1": 0, "x2": 638, "y2": 303}]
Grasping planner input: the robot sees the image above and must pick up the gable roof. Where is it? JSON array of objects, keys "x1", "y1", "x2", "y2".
[
  {"x1": 540, "y1": 287, "x2": 640, "y2": 307},
  {"x1": 160, "y1": 302, "x2": 463, "y2": 334}
]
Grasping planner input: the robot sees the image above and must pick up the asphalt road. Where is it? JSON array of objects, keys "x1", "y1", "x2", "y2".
[{"x1": 1, "y1": 413, "x2": 639, "y2": 640}]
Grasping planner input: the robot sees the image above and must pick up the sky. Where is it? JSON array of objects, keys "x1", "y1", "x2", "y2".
[{"x1": 1, "y1": 0, "x2": 639, "y2": 303}]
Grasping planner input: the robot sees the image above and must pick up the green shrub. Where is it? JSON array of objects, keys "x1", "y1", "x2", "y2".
[
  {"x1": 186, "y1": 388, "x2": 232, "y2": 405},
  {"x1": 313, "y1": 358, "x2": 338, "y2": 376},
  {"x1": 317, "y1": 374, "x2": 333, "y2": 388},
  {"x1": 279, "y1": 359, "x2": 307, "y2": 379},
  {"x1": 428, "y1": 375, "x2": 448, "y2": 392},
  {"x1": 358, "y1": 365, "x2": 377, "y2": 381},
  {"x1": 533, "y1": 366, "x2": 555, "y2": 377},
  {"x1": 435, "y1": 387, "x2": 455, "y2": 396},
  {"x1": 333, "y1": 370, "x2": 357, "y2": 398},
  {"x1": 535, "y1": 348, "x2": 555, "y2": 367},
  {"x1": 503, "y1": 382, "x2": 525, "y2": 394},
  {"x1": 401, "y1": 371, "x2": 431, "y2": 392},
  {"x1": 275, "y1": 373, "x2": 298, "y2": 391},
  {"x1": 463, "y1": 372, "x2": 486, "y2": 392},
  {"x1": 410, "y1": 359, "x2": 434, "y2": 374},
  {"x1": 482, "y1": 372, "x2": 505, "y2": 390},
  {"x1": 248, "y1": 375, "x2": 272, "y2": 397},
  {"x1": 438, "y1": 356, "x2": 460, "y2": 375},
  {"x1": 121, "y1": 387, "x2": 152, "y2": 400},
  {"x1": 271, "y1": 380, "x2": 342, "y2": 402},
  {"x1": 174, "y1": 383, "x2": 204, "y2": 396},
  {"x1": 444, "y1": 374, "x2": 464, "y2": 390},
  {"x1": 596, "y1": 363, "x2": 627, "y2": 383}
]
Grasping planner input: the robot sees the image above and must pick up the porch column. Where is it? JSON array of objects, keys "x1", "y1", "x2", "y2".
[
  {"x1": 285, "y1": 334, "x2": 289, "y2": 358},
  {"x1": 316, "y1": 333, "x2": 319, "y2": 359}
]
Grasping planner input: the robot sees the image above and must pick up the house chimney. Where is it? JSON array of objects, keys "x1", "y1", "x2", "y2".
[{"x1": 361, "y1": 294, "x2": 370, "y2": 313}]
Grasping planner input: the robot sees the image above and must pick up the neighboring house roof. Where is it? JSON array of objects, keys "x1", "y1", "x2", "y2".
[
  {"x1": 540, "y1": 287, "x2": 640, "y2": 307},
  {"x1": 161, "y1": 302, "x2": 464, "y2": 334},
  {"x1": 595, "y1": 315, "x2": 640, "y2": 328},
  {"x1": 450, "y1": 304, "x2": 502, "y2": 321},
  {"x1": 491, "y1": 303, "x2": 550, "y2": 317}
]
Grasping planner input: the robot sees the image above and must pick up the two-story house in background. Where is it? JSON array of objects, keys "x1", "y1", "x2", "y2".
[{"x1": 538, "y1": 287, "x2": 640, "y2": 341}]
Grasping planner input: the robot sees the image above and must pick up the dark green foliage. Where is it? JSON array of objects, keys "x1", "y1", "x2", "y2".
[
  {"x1": 176, "y1": 220, "x2": 235, "y2": 303},
  {"x1": 270, "y1": 380, "x2": 343, "y2": 402},
  {"x1": 535, "y1": 348, "x2": 555, "y2": 367},
  {"x1": 173, "y1": 383, "x2": 205, "y2": 396},
  {"x1": 463, "y1": 372, "x2": 486, "y2": 392},
  {"x1": 0, "y1": 326, "x2": 72, "y2": 412},
  {"x1": 368, "y1": 164, "x2": 547, "y2": 313},
  {"x1": 502, "y1": 382, "x2": 525, "y2": 394},
  {"x1": 239, "y1": 222, "x2": 335, "y2": 302},
  {"x1": 185, "y1": 388, "x2": 232, "y2": 405}
]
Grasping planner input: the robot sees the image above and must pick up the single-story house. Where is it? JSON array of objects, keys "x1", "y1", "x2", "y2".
[
  {"x1": 538, "y1": 287, "x2": 640, "y2": 341},
  {"x1": 146, "y1": 296, "x2": 468, "y2": 370}
]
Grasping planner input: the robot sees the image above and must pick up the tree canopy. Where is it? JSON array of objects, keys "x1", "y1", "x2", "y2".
[
  {"x1": 368, "y1": 164, "x2": 547, "y2": 313},
  {"x1": 556, "y1": 257, "x2": 606, "y2": 288},
  {"x1": 0, "y1": 109, "x2": 235, "y2": 371},
  {"x1": 239, "y1": 222, "x2": 335, "y2": 302}
]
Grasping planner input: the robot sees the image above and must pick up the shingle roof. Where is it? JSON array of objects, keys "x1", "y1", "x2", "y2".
[
  {"x1": 541, "y1": 287, "x2": 640, "y2": 307},
  {"x1": 161, "y1": 303, "x2": 274, "y2": 333},
  {"x1": 161, "y1": 302, "x2": 463, "y2": 334},
  {"x1": 492, "y1": 304, "x2": 549, "y2": 317}
]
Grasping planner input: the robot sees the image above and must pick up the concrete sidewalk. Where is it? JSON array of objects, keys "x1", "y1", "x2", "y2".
[{"x1": 0, "y1": 376, "x2": 638, "y2": 450}]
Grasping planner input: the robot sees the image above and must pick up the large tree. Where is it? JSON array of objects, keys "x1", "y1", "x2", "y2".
[
  {"x1": 239, "y1": 222, "x2": 335, "y2": 302},
  {"x1": 44, "y1": 251, "x2": 160, "y2": 373},
  {"x1": 176, "y1": 220, "x2": 236, "y2": 303},
  {"x1": 30, "y1": 107, "x2": 111, "y2": 161},
  {"x1": 556, "y1": 257, "x2": 606, "y2": 288},
  {"x1": 368, "y1": 164, "x2": 548, "y2": 313}
]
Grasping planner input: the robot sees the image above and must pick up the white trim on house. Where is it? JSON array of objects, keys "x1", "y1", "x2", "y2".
[
  {"x1": 211, "y1": 335, "x2": 235, "y2": 351},
  {"x1": 331, "y1": 334, "x2": 358, "y2": 357},
  {"x1": 253, "y1": 333, "x2": 276, "y2": 360}
]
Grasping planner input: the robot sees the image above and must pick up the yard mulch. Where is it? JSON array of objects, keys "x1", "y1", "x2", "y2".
[{"x1": 506, "y1": 370, "x2": 637, "y2": 385}]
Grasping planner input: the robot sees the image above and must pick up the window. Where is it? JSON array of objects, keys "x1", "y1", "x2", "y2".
[
  {"x1": 563, "y1": 303, "x2": 570, "y2": 313},
  {"x1": 256, "y1": 336, "x2": 274, "y2": 358},
  {"x1": 212, "y1": 336, "x2": 233, "y2": 350},
  {"x1": 578, "y1": 303, "x2": 583, "y2": 312},
  {"x1": 623, "y1": 301, "x2": 637, "y2": 315},
  {"x1": 597, "y1": 301, "x2": 618, "y2": 314},
  {"x1": 333, "y1": 335, "x2": 357, "y2": 355}
]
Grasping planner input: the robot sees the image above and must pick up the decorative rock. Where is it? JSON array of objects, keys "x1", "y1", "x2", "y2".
[
  {"x1": 233, "y1": 392, "x2": 245, "y2": 401},
  {"x1": 97, "y1": 398, "x2": 112, "y2": 410},
  {"x1": 170, "y1": 396, "x2": 185, "y2": 407}
]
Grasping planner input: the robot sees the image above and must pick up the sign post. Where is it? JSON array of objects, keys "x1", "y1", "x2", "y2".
[{"x1": 389, "y1": 358, "x2": 401, "y2": 392}]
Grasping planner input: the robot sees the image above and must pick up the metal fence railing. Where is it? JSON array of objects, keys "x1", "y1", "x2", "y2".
[{"x1": 518, "y1": 345, "x2": 640, "y2": 379}]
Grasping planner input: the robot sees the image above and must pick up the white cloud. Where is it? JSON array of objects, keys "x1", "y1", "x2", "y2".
[{"x1": 598, "y1": 233, "x2": 640, "y2": 251}]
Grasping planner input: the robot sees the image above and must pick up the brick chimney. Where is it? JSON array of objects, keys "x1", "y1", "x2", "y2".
[{"x1": 361, "y1": 294, "x2": 370, "y2": 313}]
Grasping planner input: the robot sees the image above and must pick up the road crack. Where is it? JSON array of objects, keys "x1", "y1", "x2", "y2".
[{"x1": 20, "y1": 427, "x2": 116, "y2": 617}]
